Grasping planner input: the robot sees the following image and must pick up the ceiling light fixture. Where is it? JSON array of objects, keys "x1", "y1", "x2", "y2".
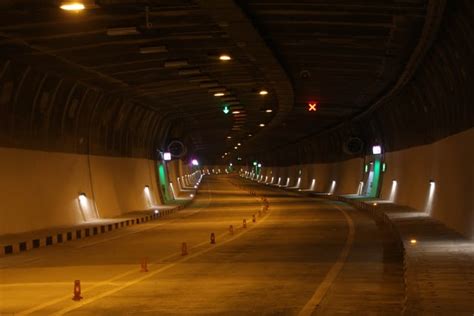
[
  {"x1": 259, "y1": 123, "x2": 265, "y2": 127},
  {"x1": 60, "y1": 2, "x2": 85, "y2": 11},
  {"x1": 107, "y1": 27, "x2": 139, "y2": 36},
  {"x1": 178, "y1": 68, "x2": 201, "y2": 76},
  {"x1": 265, "y1": 109, "x2": 273, "y2": 113},
  {"x1": 219, "y1": 54, "x2": 232, "y2": 61},
  {"x1": 232, "y1": 111, "x2": 240, "y2": 114},
  {"x1": 214, "y1": 92, "x2": 225, "y2": 97},
  {"x1": 139, "y1": 46, "x2": 168, "y2": 54},
  {"x1": 164, "y1": 60, "x2": 189, "y2": 68},
  {"x1": 259, "y1": 90, "x2": 268, "y2": 95}
]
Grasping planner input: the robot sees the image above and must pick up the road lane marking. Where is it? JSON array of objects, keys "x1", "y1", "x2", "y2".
[{"x1": 298, "y1": 204, "x2": 356, "y2": 316}]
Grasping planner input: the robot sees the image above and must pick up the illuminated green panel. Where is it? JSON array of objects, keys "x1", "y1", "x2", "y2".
[
  {"x1": 158, "y1": 163, "x2": 171, "y2": 202},
  {"x1": 370, "y1": 159, "x2": 381, "y2": 197}
]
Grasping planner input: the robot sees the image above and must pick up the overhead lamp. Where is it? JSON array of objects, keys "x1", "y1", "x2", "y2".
[
  {"x1": 259, "y1": 123, "x2": 265, "y2": 127},
  {"x1": 259, "y1": 90, "x2": 268, "y2": 95},
  {"x1": 214, "y1": 92, "x2": 225, "y2": 97},
  {"x1": 178, "y1": 68, "x2": 201, "y2": 76},
  {"x1": 60, "y1": 2, "x2": 85, "y2": 11},
  {"x1": 257, "y1": 163, "x2": 262, "y2": 168},
  {"x1": 139, "y1": 46, "x2": 168, "y2": 54},
  {"x1": 163, "y1": 152, "x2": 172, "y2": 161},
  {"x1": 107, "y1": 27, "x2": 139, "y2": 36},
  {"x1": 234, "y1": 146, "x2": 238, "y2": 149},
  {"x1": 237, "y1": 143, "x2": 241, "y2": 146},
  {"x1": 265, "y1": 109, "x2": 273, "y2": 113},
  {"x1": 227, "y1": 136, "x2": 232, "y2": 139},
  {"x1": 232, "y1": 111, "x2": 240, "y2": 114},
  {"x1": 248, "y1": 134, "x2": 252, "y2": 137},
  {"x1": 164, "y1": 60, "x2": 189, "y2": 68},
  {"x1": 199, "y1": 82, "x2": 220, "y2": 88},
  {"x1": 191, "y1": 159, "x2": 199, "y2": 166},
  {"x1": 219, "y1": 54, "x2": 232, "y2": 61}
]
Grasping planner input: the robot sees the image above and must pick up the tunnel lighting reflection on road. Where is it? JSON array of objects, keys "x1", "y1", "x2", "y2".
[
  {"x1": 310, "y1": 179, "x2": 316, "y2": 191},
  {"x1": 60, "y1": 2, "x2": 85, "y2": 11},
  {"x1": 277, "y1": 177, "x2": 281, "y2": 186},
  {"x1": 285, "y1": 177, "x2": 290, "y2": 187},
  {"x1": 389, "y1": 180, "x2": 398, "y2": 202},
  {"x1": 425, "y1": 180, "x2": 436, "y2": 215},
  {"x1": 296, "y1": 177, "x2": 301, "y2": 188}
]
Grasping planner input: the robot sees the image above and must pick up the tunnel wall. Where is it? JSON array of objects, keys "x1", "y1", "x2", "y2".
[
  {"x1": 0, "y1": 146, "x2": 161, "y2": 235},
  {"x1": 256, "y1": 129, "x2": 473, "y2": 238}
]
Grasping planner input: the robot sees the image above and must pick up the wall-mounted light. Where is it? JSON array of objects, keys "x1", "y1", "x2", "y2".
[
  {"x1": 191, "y1": 159, "x2": 199, "y2": 166},
  {"x1": 154, "y1": 209, "x2": 159, "y2": 214},
  {"x1": 389, "y1": 180, "x2": 398, "y2": 202},
  {"x1": 425, "y1": 180, "x2": 436, "y2": 214},
  {"x1": 329, "y1": 180, "x2": 336, "y2": 195},
  {"x1": 78, "y1": 192, "x2": 87, "y2": 203}
]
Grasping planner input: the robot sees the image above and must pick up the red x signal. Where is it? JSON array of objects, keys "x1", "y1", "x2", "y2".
[{"x1": 308, "y1": 102, "x2": 318, "y2": 112}]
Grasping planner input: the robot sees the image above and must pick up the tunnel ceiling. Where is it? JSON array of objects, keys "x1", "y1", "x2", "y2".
[{"x1": 0, "y1": 0, "x2": 448, "y2": 164}]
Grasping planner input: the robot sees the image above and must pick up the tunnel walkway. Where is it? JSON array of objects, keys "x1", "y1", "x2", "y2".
[{"x1": 1, "y1": 175, "x2": 404, "y2": 315}]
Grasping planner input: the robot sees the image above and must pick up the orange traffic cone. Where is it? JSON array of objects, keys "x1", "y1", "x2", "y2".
[
  {"x1": 72, "y1": 280, "x2": 83, "y2": 301},
  {"x1": 182, "y1": 242, "x2": 188, "y2": 256},
  {"x1": 140, "y1": 258, "x2": 148, "y2": 272}
]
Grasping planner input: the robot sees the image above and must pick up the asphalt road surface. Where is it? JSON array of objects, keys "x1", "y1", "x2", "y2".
[{"x1": 0, "y1": 175, "x2": 404, "y2": 315}]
